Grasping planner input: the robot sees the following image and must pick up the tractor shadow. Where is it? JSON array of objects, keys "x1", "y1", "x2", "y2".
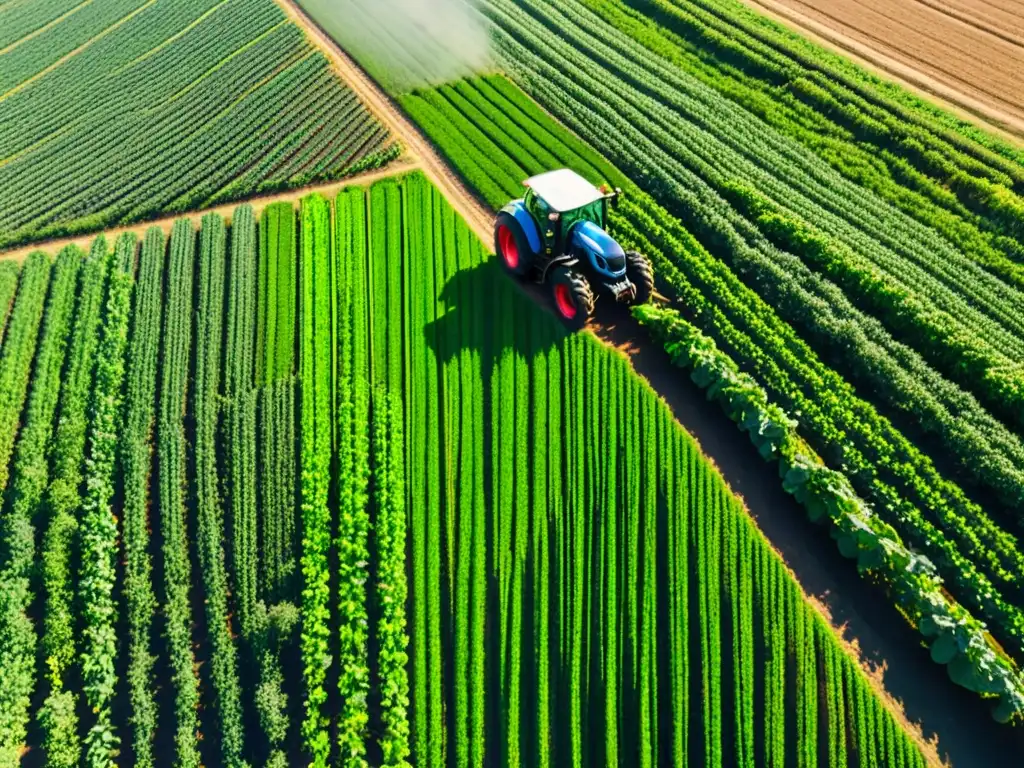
[{"x1": 423, "y1": 255, "x2": 569, "y2": 377}]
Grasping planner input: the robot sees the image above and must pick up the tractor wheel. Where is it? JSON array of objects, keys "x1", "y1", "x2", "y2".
[
  {"x1": 625, "y1": 250, "x2": 654, "y2": 305},
  {"x1": 494, "y1": 212, "x2": 533, "y2": 277},
  {"x1": 550, "y1": 266, "x2": 594, "y2": 331}
]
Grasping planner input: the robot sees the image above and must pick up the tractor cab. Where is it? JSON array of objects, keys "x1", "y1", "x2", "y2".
[
  {"x1": 523, "y1": 168, "x2": 610, "y2": 257},
  {"x1": 495, "y1": 168, "x2": 653, "y2": 330}
]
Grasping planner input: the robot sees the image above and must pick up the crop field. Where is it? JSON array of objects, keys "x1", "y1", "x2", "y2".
[
  {"x1": 0, "y1": 173, "x2": 926, "y2": 766},
  {"x1": 299, "y1": 0, "x2": 1024, "y2": 739},
  {"x1": 3, "y1": 0, "x2": 1024, "y2": 764},
  {"x1": 0, "y1": 0, "x2": 399, "y2": 251},
  {"x1": 398, "y1": 65, "x2": 1024, "y2": 718},
  {"x1": 749, "y1": 0, "x2": 1024, "y2": 132}
]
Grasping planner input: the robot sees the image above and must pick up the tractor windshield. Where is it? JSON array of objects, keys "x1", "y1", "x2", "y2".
[{"x1": 561, "y1": 198, "x2": 605, "y2": 235}]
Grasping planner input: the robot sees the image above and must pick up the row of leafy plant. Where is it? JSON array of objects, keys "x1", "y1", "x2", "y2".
[
  {"x1": 119, "y1": 228, "x2": 165, "y2": 767},
  {"x1": 477, "y1": 0, "x2": 1024, "y2": 522},
  {"x1": 331, "y1": 172, "x2": 927, "y2": 765},
  {"x1": 0, "y1": 171, "x2": 931, "y2": 763},
  {"x1": 637, "y1": 301, "x2": 1024, "y2": 722},
  {"x1": 38, "y1": 242, "x2": 110, "y2": 767},
  {"x1": 0, "y1": 247, "x2": 77, "y2": 764},
  {"x1": 599, "y1": 0, "x2": 1024, "y2": 266}
]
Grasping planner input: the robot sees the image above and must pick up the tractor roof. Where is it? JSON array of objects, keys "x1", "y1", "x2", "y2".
[{"x1": 523, "y1": 168, "x2": 603, "y2": 212}]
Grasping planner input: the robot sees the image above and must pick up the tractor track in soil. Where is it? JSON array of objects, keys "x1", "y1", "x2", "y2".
[{"x1": 0, "y1": 0, "x2": 1016, "y2": 762}]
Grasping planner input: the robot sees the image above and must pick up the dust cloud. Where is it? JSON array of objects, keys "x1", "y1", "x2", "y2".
[{"x1": 298, "y1": 0, "x2": 491, "y2": 92}]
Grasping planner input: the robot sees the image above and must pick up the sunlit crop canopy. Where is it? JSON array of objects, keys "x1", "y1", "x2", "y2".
[{"x1": 523, "y1": 168, "x2": 603, "y2": 212}]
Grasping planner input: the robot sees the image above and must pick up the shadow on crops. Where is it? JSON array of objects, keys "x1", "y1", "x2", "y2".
[
  {"x1": 423, "y1": 255, "x2": 585, "y2": 763},
  {"x1": 423, "y1": 255, "x2": 568, "y2": 375}
]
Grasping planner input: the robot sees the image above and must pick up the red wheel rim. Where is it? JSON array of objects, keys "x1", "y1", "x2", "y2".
[
  {"x1": 554, "y1": 283, "x2": 577, "y2": 319},
  {"x1": 498, "y1": 225, "x2": 519, "y2": 269}
]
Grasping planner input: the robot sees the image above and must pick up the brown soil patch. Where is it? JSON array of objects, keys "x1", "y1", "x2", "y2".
[{"x1": 740, "y1": 0, "x2": 1024, "y2": 140}]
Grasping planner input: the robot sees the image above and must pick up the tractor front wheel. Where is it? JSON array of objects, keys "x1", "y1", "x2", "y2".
[
  {"x1": 550, "y1": 266, "x2": 594, "y2": 331},
  {"x1": 494, "y1": 212, "x2": 533, "y2": 277},
  {"x1": 625, "y1": 250, "x2": 654, "y2": 305}
]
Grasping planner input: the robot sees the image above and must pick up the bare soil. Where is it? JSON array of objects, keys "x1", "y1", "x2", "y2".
[{"x1": 741, "y1": 0, "x2": 1024, "y2": 140}]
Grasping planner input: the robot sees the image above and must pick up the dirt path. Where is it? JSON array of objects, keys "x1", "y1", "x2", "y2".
[
  {"x1": 0, "y1": 157, "x2": 420, "y2": 263},
  {"x1": 272, "y1": 0, "x2": 494, "y2": 245},
  {"x1": 593, "y1": 309, "x2": 1024, "y2": 768},
  {"x1": 740, "y1": 0, "x2": 1024, "y2": 142}
]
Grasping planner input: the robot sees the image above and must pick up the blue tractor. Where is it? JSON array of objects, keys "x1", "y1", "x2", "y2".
[{"x1": 494, "y1": 168, "x2": 654, "y2": 329}]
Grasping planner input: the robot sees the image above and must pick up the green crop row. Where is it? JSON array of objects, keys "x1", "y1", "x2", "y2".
[
  {"x1": 156, "y1": 220, "x2": 201, "y2": 768},
  {"x1": 119, "y1": 228, "x2": 165, "y2": 768},
  {"x1": 0, "y1": 246, "x2": 78, "y2": 764},
  {"x1": 334, "y1": 188, "x2": 372, "y2": 766},
  {"x1": 299, "y1": 194, "x2": 334, "y2": 767},
  {"x1": 398, "y1": 71, "x2": 1024, "y2": 713},
  {"x1": 0, "y1": 172, "x2": 930, "y2": 764},
  {"x1": 373, "y1": 388, "x2": 412, "y2": 767},
  {"x1": 225, "y1": 206, "x2": 259, "y2": 640},
  {"x1": 78, "y1": 234, "x2": 136, "y2": 767},
  {"x1": 37, "y1": 242, "x2": 109, "y2": 768},
  {"x1": 0, "y1": 252, "x2": 51, "y2": 494},
  {"x1": 636, "y1": 301, "x2": 1024, "y2": 721},
  {"x1": 592, "y1": 0, "x2": 1024, "y2": 269},
  {"x1": 194, "y1": 215, "x2": 246, "y2": 768},
  {"x1": 334, "y1": 173, "x2": 926, "y2": 765},
  {"x1": 721, "y1": 181, "x2": 1024, "y2": 434},
  {"x1": 0, "y1": 262, "x2": 18, "y2": 349},
  {"x1": 257, "y1": 203, "x2": 298, "y2": 608},
  {"x1": 480, "y1": 0, "x2": 1024, "y2": 517}
]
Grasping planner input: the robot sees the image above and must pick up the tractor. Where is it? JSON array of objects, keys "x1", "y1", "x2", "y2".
[{"x1": 494, "y1": 168, "x2": 654, "y2": 329}]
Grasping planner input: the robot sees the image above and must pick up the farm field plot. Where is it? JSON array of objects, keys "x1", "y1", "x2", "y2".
[
  {"x1": 0, "y1": 0, "x2": 399, "y2": 251},
  {"x1": 745, "y1": 0, "x2": 1024, "y2": 134},
  {"x1": 0, "y1": 172, "x2": 927, "y2": 767},
  {"x1": 399, "y1": 66, "x2": 1024, "y2": 720}
]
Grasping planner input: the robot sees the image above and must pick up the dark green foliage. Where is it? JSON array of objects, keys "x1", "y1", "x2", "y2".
[
  {"x1": 156, "y1": 218, "x2": 201, "y2": 768},
  {"x1": 120, "y1": 228, "x2": 165, "y2": 768},
  {"x1": 37, "y1": 240, "x2": 111, "y2": 768},
  {"x1": 79, "y1": 233, "x2": 136, "y2": 767},
  {"x1": 194, "y1": 214, "x2": 245, "y2": 767}
]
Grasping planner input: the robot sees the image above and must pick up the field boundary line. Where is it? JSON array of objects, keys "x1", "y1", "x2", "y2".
[
  {"x1": 0, "y1": 156, "x2": 421, "y2": 263},
  {"x1": 738, "y1": 0, "x2": 1024, "y2": 142},
  {"x1": 271, "y1": 0, "x2": 494, "y2": 244},
  {"x1": 909, "y1": 0, "x2": 1024, "y2": 51}
]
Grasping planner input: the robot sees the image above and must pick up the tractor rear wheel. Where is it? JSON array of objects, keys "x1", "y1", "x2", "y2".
[
  {"x1": 625, "y1": 250, "x2": 654, "y2": 305},
  {"x1": 550, "y1": 266, "x2": 594, "y2": 331},
  {"x1": 494, "y1": 212, "x2": 533, "y2": 277}
]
